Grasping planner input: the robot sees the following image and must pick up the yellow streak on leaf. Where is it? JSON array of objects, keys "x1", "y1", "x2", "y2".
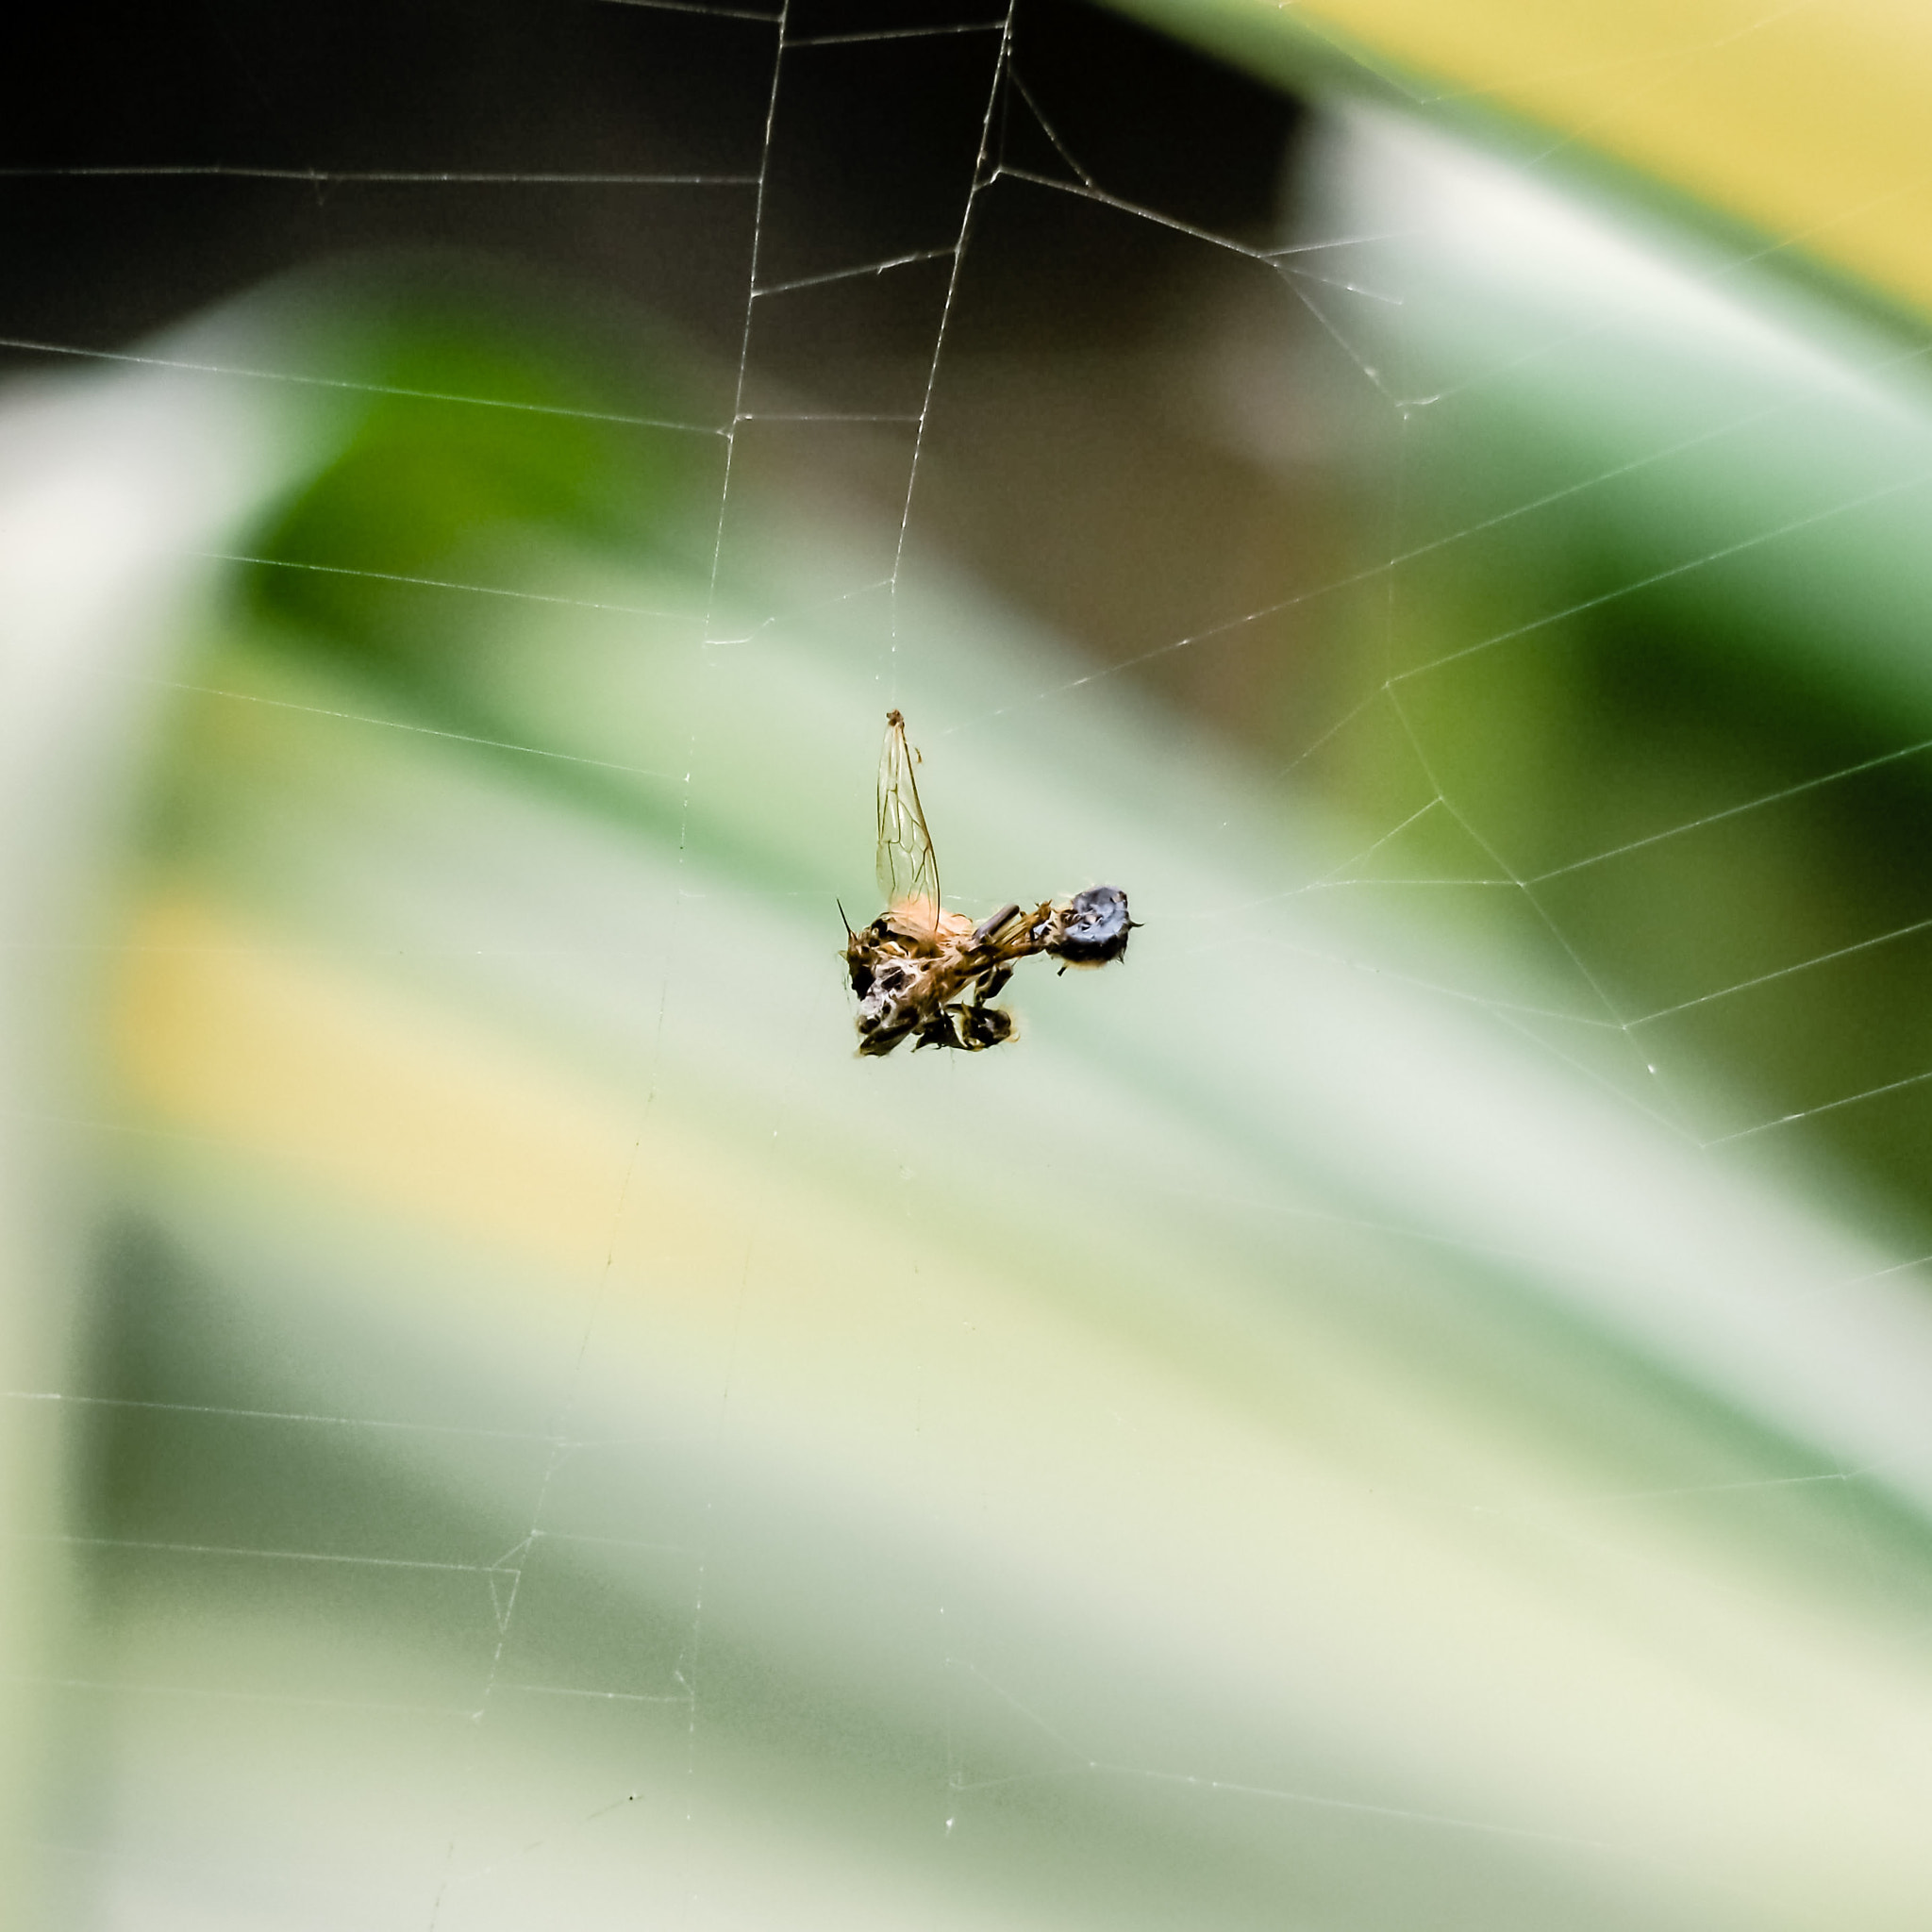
[
  {"x1": 112, "y1": 893, "x2": 648, "y2": 1279},
  {"x1": 1194, "y1": 0, "x2": 1932, "y2": 320}
]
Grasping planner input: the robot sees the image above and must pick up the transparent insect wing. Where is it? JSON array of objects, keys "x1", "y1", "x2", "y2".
[{"x1": 874, "y1": 708, "x2": 941, "y2": 918}]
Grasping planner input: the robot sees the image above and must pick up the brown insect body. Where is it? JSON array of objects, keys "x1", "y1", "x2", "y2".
[{"x1": 844, "y1": 712, "x2": 1132, "y2": 1056}]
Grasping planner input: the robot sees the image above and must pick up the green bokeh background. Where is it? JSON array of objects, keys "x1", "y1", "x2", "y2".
[{"x1": 8, "y1": 5, "x2": 1932, "y2": 1928}]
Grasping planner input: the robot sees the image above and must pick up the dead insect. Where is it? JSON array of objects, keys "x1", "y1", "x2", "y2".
[{"x1": 842, "y1": 709, "x2": 1133, "y2": 1056}]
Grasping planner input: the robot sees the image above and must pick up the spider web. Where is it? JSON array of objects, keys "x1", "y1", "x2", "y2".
[{"x1": 8, "y1": 3, "x2": 1932, "y2": 1929}]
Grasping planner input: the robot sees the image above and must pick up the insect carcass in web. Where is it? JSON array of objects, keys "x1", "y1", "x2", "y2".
[{"x1": 841, "y1": 710, "x2": 1134, "y2": 1056}]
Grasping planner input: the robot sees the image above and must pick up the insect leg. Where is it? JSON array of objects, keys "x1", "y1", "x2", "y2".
[{"x1": 973, "y1": 902, "x2": 1022, "y2": 943}]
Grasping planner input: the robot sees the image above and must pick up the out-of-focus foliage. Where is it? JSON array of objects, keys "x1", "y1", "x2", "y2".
[
  {"x1": 16, "y1": 258, "x2": 1932, "y2": 1931},
  {"x1": 1101, "y1": 0, "x2": 1932, "y2": 1231},
  {"x1": 10, "y1": 1, "x2": 1932, "y2": 1927},
  {"x1": 246, "y1": 284, "x2": 710, "y2": 670},
  {"x1": 1124, "y1": 0, "x2": 1932, "y2": 324},
  {"x1": 1270, "y1": 109, "x2": 1932, "y2": 1226}
]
